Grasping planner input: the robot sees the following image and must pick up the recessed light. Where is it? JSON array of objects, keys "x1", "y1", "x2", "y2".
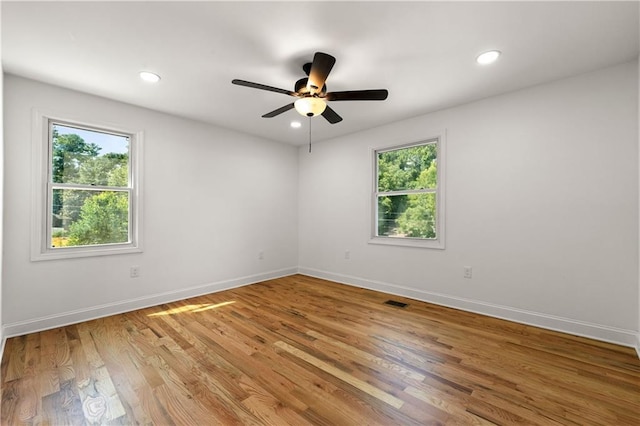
[
  {"x1": 290, "y1": 121, "x2": 302, "y2": 128},
  {"x1": 139, "y1": 71, "x2": 161, "y2": 83},
  {"x1": 476, "y1": 50, "x2": 501, "y2": 65}
]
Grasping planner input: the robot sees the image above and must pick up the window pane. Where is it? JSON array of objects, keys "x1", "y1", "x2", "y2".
[
  {"x1": 377, "y1": 193, "x2": 437, "y2": 239},
  {"x1": 51, "y1": 124, "x2": 129, "y2": 187},
  {"x1": 378, "y1": 144, "x2": 437, "y2": 191},
  {"x1": 51, "y1": 189, "x2": 129, "y2": 248}
]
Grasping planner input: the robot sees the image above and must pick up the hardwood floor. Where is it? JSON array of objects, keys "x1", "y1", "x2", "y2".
[{"x1": 1, "y1": 274, "x2": 639, "y2": 425}]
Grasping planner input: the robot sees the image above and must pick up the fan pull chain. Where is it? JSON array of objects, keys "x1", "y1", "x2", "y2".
[{"x1": 308, "y1": 117, "x2": 312, "y2": 153}]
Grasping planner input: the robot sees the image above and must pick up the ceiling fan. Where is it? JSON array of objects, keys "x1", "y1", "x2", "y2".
[{"x1": 232, "y1": 52, "x2": 388, "y2": 124}]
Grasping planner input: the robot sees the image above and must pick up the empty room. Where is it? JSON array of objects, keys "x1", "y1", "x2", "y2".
[{"x1": 1, "y1": 1, "x2": 639, "y2": 425}]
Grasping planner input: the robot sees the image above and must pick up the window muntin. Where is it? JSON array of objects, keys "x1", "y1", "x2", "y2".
[
  {"x1": 372, "y1": 138, "x2": 444, "y2": 248},
  {"x1": 32, "y1": 113, "x2": 142, "y2": 260}
]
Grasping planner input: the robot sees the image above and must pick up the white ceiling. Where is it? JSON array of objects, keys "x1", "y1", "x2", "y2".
[{"x1": 2, "y1": 1, "x2": 639, "y2": 146}]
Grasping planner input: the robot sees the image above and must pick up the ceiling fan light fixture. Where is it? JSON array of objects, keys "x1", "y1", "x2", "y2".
[
  {"x1": 294, "y1": 97, "x2": 327, "y2": 117},
  {"x1": 476, "y1": 50, "x2": 501, "y2": 65}
]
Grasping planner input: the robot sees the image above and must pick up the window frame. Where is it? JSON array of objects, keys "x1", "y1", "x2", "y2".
[
  {"x1": 369, "y1": 134, "x2": 446, "y2": 249},
  {"x1": 31, "y1": 110, "x2": 143, "y2": 261}
]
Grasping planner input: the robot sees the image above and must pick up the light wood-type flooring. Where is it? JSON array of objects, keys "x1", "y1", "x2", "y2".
[{"x1": 1, "y1": 275, "x2": 639, "y2": 425}]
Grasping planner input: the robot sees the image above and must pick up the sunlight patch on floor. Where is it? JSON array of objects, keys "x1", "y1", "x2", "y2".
[{"x1": 148, "y1": 301, "x2": 236, "y2": 317}]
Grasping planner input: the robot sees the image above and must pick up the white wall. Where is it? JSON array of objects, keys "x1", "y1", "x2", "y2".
[
  {"x1": 3, "y1": 75, "x2": 299, "y2": 335},
  {"x1": 299, "y1": 60, "x2": 639, "y2": 347},
  {"x1": 0, "y1": 56, "x2": 4, "y2": 356},
  {"x1": 0, "y1": 6, "x2": 5, "y2": 359}
]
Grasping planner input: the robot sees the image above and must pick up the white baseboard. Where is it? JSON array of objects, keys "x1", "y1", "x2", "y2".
[
  {"x1": 298, "y1": 267, "x2": 639, "y2": 350},
  {"x1": 3, "y1": 267, "x2": 297, "y2": 338}
]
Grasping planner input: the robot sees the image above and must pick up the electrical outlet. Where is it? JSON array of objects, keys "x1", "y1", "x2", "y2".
[
  {"x1": 345, "y1": 250, "x2": 350, "y2": 260},
  {"x1": 258, "y1": 251, "x2": 264, "y2": 260},
  {"x1": 463, "y1": 266, "x2": 472, "y2": 279},
  {"x1": 130, "y1": 265, "x2": 140, "y2": 278}
]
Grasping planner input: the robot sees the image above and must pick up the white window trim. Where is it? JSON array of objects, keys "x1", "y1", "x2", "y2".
[
  {"x1": 369, "y1": 132, "x2": 446, "y2": 249},
  {"x1": 30, "y1": 109, "x2": 144, "y2": 261}
]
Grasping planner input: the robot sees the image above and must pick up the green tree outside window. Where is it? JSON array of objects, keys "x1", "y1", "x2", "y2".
[{"x1": 376, "y1": 142, "x2": 438, "y2": 239}]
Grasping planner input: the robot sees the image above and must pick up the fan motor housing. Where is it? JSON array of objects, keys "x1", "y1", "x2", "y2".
[{"x1": 294, "y1": 78, "x2": 307, "y2": 93}]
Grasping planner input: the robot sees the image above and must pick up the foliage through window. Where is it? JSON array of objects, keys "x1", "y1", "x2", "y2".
[
  {"x1": 373, "y1": 138, "x2": 444, "y2": 248},
  {"x1": 32, "y1": 116, "x2": 142, "y2": 260}
]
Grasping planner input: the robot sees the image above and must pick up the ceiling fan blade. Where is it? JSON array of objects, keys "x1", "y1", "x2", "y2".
[
  {"x1": 321, "y1": 105, "x2": 343, "y2": 124},
  {"x1": 326, "y1": 89, "x2": 389, "y2": 101},
  {"x1": 307, "y1": 52, "x2": 336, "y2": 94},
  {"x1": 232, "y1": 79, "x2": 295, "y2": 96},
  {"x1": 262, "y1": 103, "x2": 295, "y2": 118}
]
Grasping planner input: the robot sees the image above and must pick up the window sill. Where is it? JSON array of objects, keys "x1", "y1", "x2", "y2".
[
  {"x1": 368, "y1": 236, "x2": 445, "y2": 250},
  {"x1": 31, "y1": 244, "x2": 142, "y2": 261}
]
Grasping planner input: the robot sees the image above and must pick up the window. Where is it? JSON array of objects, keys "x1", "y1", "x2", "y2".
[
  {"x1": 371, "y1": 136, "x2": 445, "y2": 249},
  {"x1": 31, "y1": 112, "x2": 142, "y2": 260}
]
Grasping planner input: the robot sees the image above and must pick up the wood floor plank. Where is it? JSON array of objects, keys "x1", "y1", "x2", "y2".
[
  {"x1": 404, "y1": 384, "x2": 496, "y2": 425},
  {"x1": 307, "y1": 329, "x2": 427, "y2": 381},
  {"x1": 2, "y1": 274, "x2": 639, "y2": 425},
  {"x1": 13, "y1": 375, "x2": 38, "y2": 424},
  {"x1": 253, "y1": 350, "x2": 386, "y2": 426},
  {"x1": 0, "y1": 380, "x2": 20, "y2": 425},
  {"x1": 274, "y1": 340, "x2": 405, "y2": 409},
  {"x1": 1, "y1": 336, "x2": 25, "y2": 383},
  {"x1": 133, "y1": 385, "x2": 175, "y2": 425}
]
